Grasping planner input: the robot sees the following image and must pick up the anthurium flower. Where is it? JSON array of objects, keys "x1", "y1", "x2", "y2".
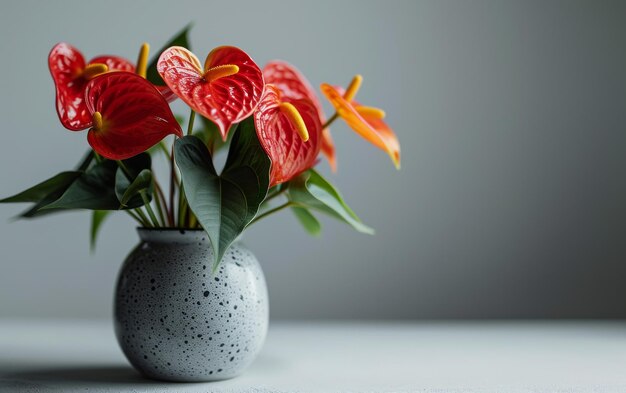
[
  {"x1": 263, "y1": 61, "x2": 337, "y2": 171},
  {"x1": 157, "y1": 46, "x2": 264, "y2": 140},
  {"x1": 321, "y1": 76, "x2": 400, "y2": 169},
  {"x1": 254, "y1": 85, "x2": 322, "y2": 186},
  {"x1": 83, "y1": 72, "x2": 182, "y2": 159},
  {"x1": 49, "y1": 43, "x2": 135, "y2": 131}
]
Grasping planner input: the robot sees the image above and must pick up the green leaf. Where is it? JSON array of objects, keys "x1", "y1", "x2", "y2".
[
  {"x1": 222, "y1": 120, "x2": 269, "y2": 223},
  {"x1": 0, "y1": 172, "x2": 81, "y2": 204},
  {"x1": 292, "y1": 207, "x2": 322, "y2": 236},
  {"x1": 90, "y1": 210, "x2": 111, "y2": 251},
  {"x1": 1, "y1": 152, "x2": 98, "y2": 218},
  {"x1": 13, "y1": 172, "x2": 83, "y2": 219},
  {"x1": 114, "y1": 153, "x2": 153, "y2": 208},
  {"x1": 1, "y1": 152, "x2": 152, "y2": 218},
  {"x1": 116, "y1": 169, "x2": 153, "y2": 207},
  {"x1": 43, "y1": 154, "x2": 152, "y2": 211},
  {"x1": 175, "y1": 117, "x2": 271, "y2": 270},
  {"x1": 76, "y1": 151, "x2": 95, "y2": 171},
  {"x1": 146, "y1": 24, "x2": 192, "y2": 86},
  {"x1": 288, "y1": 169, "x2": 374, "y2": 235},
  {"x1": 42, "y1": 160, "x2": 120, "y2": 210}
]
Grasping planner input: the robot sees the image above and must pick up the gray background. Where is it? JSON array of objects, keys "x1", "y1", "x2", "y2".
[{"x1": 1, "y1": 0, "x2": 625, "y2": 320}]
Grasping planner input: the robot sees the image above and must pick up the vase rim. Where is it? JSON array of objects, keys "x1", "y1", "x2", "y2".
[
  {"x1": 136, "y1": 227, "x2": 205, "y2": 232},
  {"x1": 136, "y1": 227, "x2": 208, "y2": 244}
]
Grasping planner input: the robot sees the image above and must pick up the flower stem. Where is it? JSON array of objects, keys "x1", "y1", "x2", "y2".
[
  {"x1": 321, "y1": 113, "x2": 339, "y2": 130},
  {"x1": 157, "y1": 141, "x2": 171, "y2": 158},
  {"x1": 178, "y1": 183, "x2": 188, "y2": 228},
  {"x1": 125, "y1": 209, "x2": 144, "y2": 225},
  {"x1": 169, "y1": 143, "x2": 177, "y2": 225},
  {"x1": 264, "y1": 187, "x2": 286, "y2": 203},
  {"x1": 151, "y1": 181, "x2": 167, "y2": 226},
  {"x1": 116, "y1": 160, "x2": 153, "y2": 227},
  {"x1": 154, "y1": 179, "x2": 173, "y2": 226},
  {"x1": 189, "y1": 213, "x2": 198, "y2": 228},
  {"x1": 116, "y1": 160, "x2": 132, "y2": 178},
  {"x1": 133, "y1": 207, "x2": 152, "y2": 227},
  {"x1": 141, "y1": 191, "x2": 160, "y2": 227},
  {"x1": 187, "y1": 109, "x2": 196, "y2": 136},
  {"x1": 250, "y1": 201, "x2": 296, "y2": 225}
]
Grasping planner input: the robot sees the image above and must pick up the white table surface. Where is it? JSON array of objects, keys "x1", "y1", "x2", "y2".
[{"x1": 1, "y1": 320, "x2": 626, "y2": 393}]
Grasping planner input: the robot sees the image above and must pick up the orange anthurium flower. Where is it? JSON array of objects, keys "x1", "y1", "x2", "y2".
[
  {"x1": 254, "y1": 85, "x2": 322, "y2": 186},
  {"x1": 84, "y1": 72, "x2": 183, "y2": 160},
  {"x1": 263, "y1": 61, "x2": 337, "y2": 171},
  {"x1": 321, "y1": 76, "x2": 400, "y2": 169},
  {"x1": 157, "y1": 46, "x2": 264, "y2": 140},
  {"x1": 49, "y1": 43, "x2": 135, "y2": 131}
]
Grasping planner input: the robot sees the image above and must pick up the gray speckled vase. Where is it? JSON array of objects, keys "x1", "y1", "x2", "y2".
[{"x1": 114, "y1": 228, "x2": 268, "y2": 382}]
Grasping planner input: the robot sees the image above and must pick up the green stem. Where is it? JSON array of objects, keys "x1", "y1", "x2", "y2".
[
  {"x1": 116, "y1": 160, "x2": 132, "y2": 178},
  {"x1": 169, "y1": 144, "x2": 177, "y2": 226},
  {"x1": 116, "y1": 160, "x2": 152, "y2": 227},
  {"x1": 321, "y1": 112, "x2": 339, "y2": 130},
  {"x1": 189, "y1": 212, "x2": 198, "y2": 228},
  {"x1": 264, "y1": 187, "x2": 287, "y2": 204},
  {"x1": 152, "y1": 184, "x2": 167, "y2": 227},
  {"x1": 157, "y1": 141, "x2": 171, "y2": 158},
  {"x1": 134, "y1": 207, "x2": 152, "y2": 227},
  {"x1": 250, "y1": 201, "x2": 297, "y2": 225},
  {"x1": 178, "y1": 183, "x2": 188, "y2": 228},
  {"x1": 187, "y1": 109, "x2": 196, "y2": 136},
  {"x1": 141, "y1": 192, "x2": 160, "y2": 227},
  {"x1": 176, "y1": 109, "x2": 198, "y2": 228},
  {"x1": 125, "y1": 209, "x2": 144, "y2": 225},
  {"x1": 154, "y1": 179, "x2": 172, "y2": 226}
]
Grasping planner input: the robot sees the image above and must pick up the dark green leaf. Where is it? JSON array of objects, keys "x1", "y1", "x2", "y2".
[
  {"x1": 288, "y1": 169, "x2": 374, "y2": 235},
  {"x1": 116, "y1": 169, "x2": 153, "y2": 207},
  {"x1": 18, "y1": 173, "x2": 83, "y2": 219},
  {"x1": 1, "y1": 153, "x2": 96, "y2": 218},
  {"x1": 175, "y1": 117, "x2": 271, "y2": 270},
  {"x1": 76, "y1": 151, "x2": 95, "y2": 171},
  {"x1": 43, "y1": 154, "x2": 152, "y2": 211},
  {"x1": 115, "y1": 153, "x2": 153, "y2": 208},
  {"x1": 146, "y1": 24, "x2": 192, "y2": 86},
  {"x1": 42, "y1": 160, "x2": 120, "y2": 210},
  {"x1": 90, "y1": 210, "x2": 111, "y2": 251},
  {"x1": 0, "y1": 172, "x2": 81, "y2": 203},
  {"x1": 223, "y1": 120, "x2": 269, "y2": 223},
  {"x1": 292, "y1": 207, "x2": 322, "y2": 236},
  {"x1": 2, "y1": 153, "x2": 152, "y2": 218},
  {"x1": 121, "y1": 153, "x2": 152, "y2": 178}
]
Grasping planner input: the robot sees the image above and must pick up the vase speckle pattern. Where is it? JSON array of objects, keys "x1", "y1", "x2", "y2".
[{"x1": 114, "y1": 229, "x2": 268, "y2": 382}]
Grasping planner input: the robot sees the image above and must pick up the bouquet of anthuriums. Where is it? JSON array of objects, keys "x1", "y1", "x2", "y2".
[{"x1": 1, "y1": 26, "x2": 400, "y2": 270}]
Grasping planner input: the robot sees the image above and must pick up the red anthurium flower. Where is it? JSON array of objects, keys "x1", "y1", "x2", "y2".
[
  {"x1": 254, "y1": 85, "x2": 322, "y2": 186},
  {"x1": 263, "y1": 61, "x2": 337, "y2": 171},
  {"x1": 48, "y1": 43, "x2": 135, "y2": 131},
  {"x1": 83, "y1": 72, "x2": 182, "y2": 160},
  {"x1": 321, "y1": 76, "x2": 400, "y2": 169},
  {"x1": 157, "y1": 86, "x2": 178, "y2": 103},
  {"x1": 157, "y1": 46, "x2": 264, "y2": 140}
]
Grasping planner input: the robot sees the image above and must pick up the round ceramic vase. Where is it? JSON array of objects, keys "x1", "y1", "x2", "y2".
[{"x1": 114, "y1": 229, "x2": 268, "y2": 382}]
